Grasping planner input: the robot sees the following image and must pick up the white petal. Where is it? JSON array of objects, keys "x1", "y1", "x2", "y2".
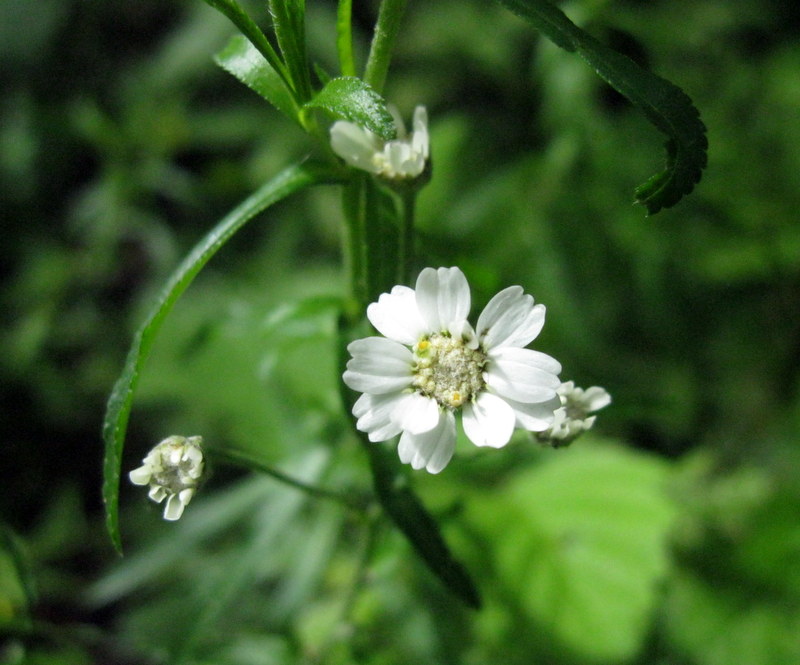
[
  {"x1": 129, "y1": 466, "x2": 152, "y2": 485},
  {"x1": 412, "y1": 106, "x2": 429, "y2": 159},
  {"x1": 148, "y1": 486, "x2": 167, "y2": 503},
  {"x1": 415, "y1": 267, "x2": 470, "y2": 334},
  {"x1": 390, "y1": 393, "x2": 439, "y2": 434},
  {"x1": 488, "y1": 346, "x2": 562, "y2": 377},
  {"x1": 367, "y1": 285, "x2": 427, "y2": 344},
  {"x1": 388, "y1": 104, "x2": 407, "y2": 139},
  {"x1": 353, "y1": 392, "x2": 405, "y2": 442},
  {"x1": 163, "y1": 494, "x2": 186, "y2": 521},
  {"x1": 397, "y1": 411, "x2": 456, "y2": 474},
  {"x1": 484, "y1": 352, "x2": 560, "y2": 403},
  {"x1": 330, "y1": 121, "x2": 381, "y2": 173},
  {"x1": 344, "y1": 337, "x2": 413, "y2": 394},
  {"x1": 462, "y1": 392, "x2": 515, "y2": 448},
  {"x1": 477, "y1": 286, "x2": 546, "y2": 349},
  {"x1": 583, "y1": 386, "x2": 612, "y2": 412},
  {"x1": 505, "y1": 394, "x2": 561, "y2": 432}
]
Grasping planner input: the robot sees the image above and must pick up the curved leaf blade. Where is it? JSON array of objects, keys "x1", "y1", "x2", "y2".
[
  {"x1": 102, "y1": 161, "x2": 343, "y2": 553},
  {"x1": 305, "y1": 76, "x2": 396, "y2": 140},
  {"x1": 215, "y1": 34, "x2": 300, "y2": 124},
  {"x1": 202, "y1": 0, "x2": 293, "y2": 96},
  {"x1": 496, "y1": 0, "x2": 707, "y2": 214}
]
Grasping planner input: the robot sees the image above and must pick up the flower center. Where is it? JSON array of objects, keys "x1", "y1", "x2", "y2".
[{"x1": 412, "y1": 333, "x2": 486, "y2": 408}]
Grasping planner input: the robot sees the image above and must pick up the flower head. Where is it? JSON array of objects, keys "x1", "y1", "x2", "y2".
[
  {"x1": 343, "y1": 267, "x2": 562, "y2": 473},
  {"x1": 537, "y1": 381, "x2": 612, "y2": 447},
  {"x1": 129, "y1": 435, "x2": 205, "y2": 520},
  {"x1": 330, "y1": 105, "x2": 429, "y2": 180}
]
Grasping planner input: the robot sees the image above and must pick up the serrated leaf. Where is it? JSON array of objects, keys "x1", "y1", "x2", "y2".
[
  {"x1": 102, "y1": 162, "x2": 342, "y2": 553},
  {"x1": 305, "y1": 77, "x2": 396, "y2": 140},
  {"x1": 496, "y1": 0, "x2": 707, "y2": 214},
  {"x1": 202, "y1": 0, "x2": 292, "y2": 95},
  {"x1": 215, "y1": 34, "x2": 300, "y2": 124},
  {"x1": 470, "y1": 441, "x2": 677, "y2": 659}
]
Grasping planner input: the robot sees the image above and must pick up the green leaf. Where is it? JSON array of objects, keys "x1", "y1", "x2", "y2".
[
  {"x1": 268, "y1": 0, "x2": 312, "y2": 102},
  {"x1": 470, "y1": 441, "x2": 677, "y2": 659},
  {"x1": 496, "y1": 0, "x2": 707, "y2": 214},
  {"x1": 305, "y1": 77, "x2": 396, "y2": 140},
  {"x1": 362, "y1": 433, "x2": 481, "y2": 609},
  {"x1": 202, "y1": 0, "x2": 294, "y2": 98},
  {"x1": 336, "y1": 325, "x2": 480, "y2": 609},
  {"x1": 215, "y1": 34, "x2": 300, "y2": 124},
  {"x1": 102, "y1": 161, "x2": 343, "y2": 553}
]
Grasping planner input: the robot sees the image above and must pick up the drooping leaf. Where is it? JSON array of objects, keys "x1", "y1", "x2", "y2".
[
  {"x1": 268, "y1": 0, "x2": 312, "y2": 102},
  {"x1": 305, "y1": 76, "x2": 396, "y2": 140},
  {"x1": 215, "y1": 34, "x2": 300, "y2": 124},
  {"x1": 496, "y1": 0, "x2": 707, "y2": 214},
  {"x1": 470, "y1": 440, "x2": 677, "y2": 659},
  {"x1": 336, "y1": 318, "x2": 480, "y2": 609},
  {"x1": 102, "y1": 161, "x2": 343, "y2": 553}
]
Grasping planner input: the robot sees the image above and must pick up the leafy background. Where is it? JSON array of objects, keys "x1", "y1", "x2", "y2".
[{"x1": 2, "y1": 0, "x2": 800, "y2": 663}]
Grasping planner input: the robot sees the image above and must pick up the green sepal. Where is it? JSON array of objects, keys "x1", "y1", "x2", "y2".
[
  {"x1": 214, "y1": 34, "x2": 301, "y2": 124},
  {"x1": 496, "y1": 0, "x2": 707, "y2": 214},
  {"x1": 305, "y1": 77, "x2": 396, "y2": 140},
  {"x1": 102, "y1": 161, "x2": 344, "y2": 553}
]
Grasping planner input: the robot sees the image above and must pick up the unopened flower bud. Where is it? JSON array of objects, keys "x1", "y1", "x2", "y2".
[
  {"x1": 129, "y1": 435, "x2": 205, "y2": 520},
  {"x1": 537, "y1": 382, "x2": 611, "y2": 448}
]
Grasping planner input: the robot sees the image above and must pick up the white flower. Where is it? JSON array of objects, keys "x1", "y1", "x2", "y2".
[
  {"x1": 330, "y1": 105, "x2": 429, "y2": 179},
  {"x1": 129, "y1": 435, "x2": 205, "y2": 520},
  {"x1": 343, "y1": 267, "x2": 562, "y2": 473},
  {"x1": 538, "y1": 381, "x2": 612, "y2": 446}
]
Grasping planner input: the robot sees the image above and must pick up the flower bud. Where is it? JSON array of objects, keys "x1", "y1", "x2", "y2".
[{"x1": 129, "y1": 435, "x2": 205, "y2": 520}]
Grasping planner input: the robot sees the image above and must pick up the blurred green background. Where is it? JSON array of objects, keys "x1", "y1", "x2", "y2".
[{"x1": 2, "y1": 0, "x2": 800, "y2": 663}]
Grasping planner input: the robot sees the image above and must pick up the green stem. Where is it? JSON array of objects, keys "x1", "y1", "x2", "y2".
[
  {"x1": 364, "y1": 0, "x2": 409, "y2": 93},
  {"x1": 398, "y1": 189, "x2": 416, "y2": 284},
  {"x1": 336, "y1": 0, "x2": 356, "y2": 77},
  {"x1": 341, "y1": 174, "x2": 369, "y2": 306},
  {"x1": 211, "y1": 447, "x2": 366, "y2": 512}
]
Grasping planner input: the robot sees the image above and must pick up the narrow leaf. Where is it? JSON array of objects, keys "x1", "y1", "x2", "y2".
[
  {"x1": 496, "y1": 0, "x2": 707, "y2": 214},
  {"x1": 365, "y1": 441, "x2": 482, "y2": 608},
  {"x1": 202, "y1": 0, "x2": 294, "y2": 99},
  {"x1": 268, "y1": 0, "x2": 312, "y2": 102},
  {"x1": 305, "y1": 76, "x2": 396, "y2": 139},
  {"x1": 337, "y1": 323, "x2": 481, "y2": 608},
  {"x1": 102, "y1": 161, "x2": 343, "y2": 553},
  {"x1": 215, "y1": 34, "x2": 300, "y2": 123}
]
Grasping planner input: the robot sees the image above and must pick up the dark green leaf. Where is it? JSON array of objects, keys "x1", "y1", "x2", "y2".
[
  {"x1": 215, "y1": 34, "x2": 300, "y2": 124},
  {"x1": 337, "y1": 320, "x2": 480, "y2": 609},
  {"x1": 305, "y1": 77, "x2": 396, "y2": 140},
  {"x1": 102, "y1": 162, "x2": 343, "y2": 553},
  {"x1": 202, "y1": 0, "x2": 294, "y2": 97},
  {"x1": 268, "y1": 0, "x2": 312, "y2": 102},
  {"x1": 496, "y1": 0, "x2": 707, "y2": 214}
]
